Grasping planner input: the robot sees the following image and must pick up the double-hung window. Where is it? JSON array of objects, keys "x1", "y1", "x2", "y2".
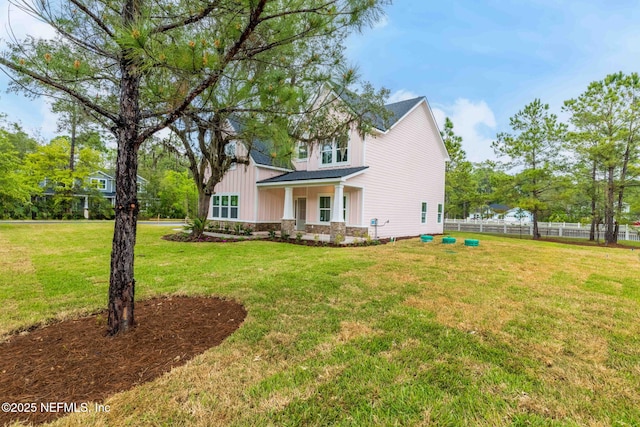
[
  {"x1": 319, "y1": 196, "x2": 331, "y2": 222},
  {"x1": 319, "y1": 195, "x2": 348, "y2": 223},
  {"x1": 91, "y1": 178, "x2": 107, "y2": 191},
  {"x1": 212, "y1": 194, "x2": 239, "y2": 219},
  {"x1": 437, "y1": 204, "x2": 443, "y2": 223},
  {"x1": 320, "y1": 134, "x2": 349, "y2": 166},
  {"x1": 421, "y1": 202, "x2": 427, "y2": 224},
  {"x1": 297, "y1": 143, "x2": 308, "y2": 160}
]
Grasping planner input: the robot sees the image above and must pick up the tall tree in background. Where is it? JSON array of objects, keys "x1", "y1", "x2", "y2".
[
  {"x1": 0, "y1": 128, "x2": 38, "y2": 217},
  {"x1": 440, "y1": 117, "x2": 475, "y2": 218},
  {"x1": 51, "y1": 98, "x2": 107, "y2": 171},
  {"x1": 0, "y1": 0, "x2": 388, "y2": 335},
  {"x1": 492, "y1": 99, "x2": 566, "y2": 239},
  {"x1": 563, "y1": 72, "x2": 640, "y2": 243},
  {"x1": 22, "y1": 136, "x2": 103, "y2": 219}
]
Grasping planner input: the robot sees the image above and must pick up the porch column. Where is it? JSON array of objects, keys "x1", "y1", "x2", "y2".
[
  {"x1": 330, "y1": 184, "x2": 346, "y2": 243},
  {"x1": 83, "y1": 195, "x2": 89, "y2": 219},
  {"x1": 332, "y1": 184, "x2": 344, "y2": 222},
  {"x1": 283, "y1": 187, "x2": 294, "y2": 220},
  {"x1": 281, "y1": 187, "x2": 295, "y2": 238}
]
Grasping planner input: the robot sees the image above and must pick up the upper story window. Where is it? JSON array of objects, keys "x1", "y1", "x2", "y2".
[
  {"x1": 321, "y1": 134, "x2": 349, "y2": 166},
  {"x1": 297, "y1": 143, "x2": 308, "y2": 161},
  {"x1": 91, "y1": 178, "x2": 107, "y2": 191}
]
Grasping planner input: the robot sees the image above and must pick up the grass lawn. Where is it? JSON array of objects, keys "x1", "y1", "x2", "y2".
[{"x1": 1, "y1": 223, "x2": 640, "y2": 426}]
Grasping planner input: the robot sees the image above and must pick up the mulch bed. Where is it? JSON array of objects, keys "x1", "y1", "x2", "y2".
[
  {"x1": 162, "y1": 232, "x2": 247, "y2": 243},
  {"x1": 0, "y1": 296, "x2": 246, "y2": 426},
  {"x1": 162, "y1": 232, "x2": 399, "y2": 247}
]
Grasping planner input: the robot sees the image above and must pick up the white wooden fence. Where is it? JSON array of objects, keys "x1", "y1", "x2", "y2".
[{"x1": 444, "y1": 220, "x2": 640, "y2": 242}]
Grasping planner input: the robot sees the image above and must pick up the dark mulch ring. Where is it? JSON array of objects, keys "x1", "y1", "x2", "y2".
[{"x1": 0, "y1": 296, "x2": 246, "y2": 426}]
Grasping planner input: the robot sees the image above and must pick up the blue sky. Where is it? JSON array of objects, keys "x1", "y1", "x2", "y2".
[{"x1": 2, "y1": 0, "x2": 640, "y2": 162}]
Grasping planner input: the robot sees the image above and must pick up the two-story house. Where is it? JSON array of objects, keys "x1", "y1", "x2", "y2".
[
  {"x1": 87, "y1": 171, "x2": 148, "y2": 207},
  {"x1": 211, "y1": 94, "x2": 449, "y2": 241}
]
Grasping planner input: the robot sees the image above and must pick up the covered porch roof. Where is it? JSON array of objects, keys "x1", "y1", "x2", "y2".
[{"x1": 256, "y1": 166, "x2": 368, "y2": 188}]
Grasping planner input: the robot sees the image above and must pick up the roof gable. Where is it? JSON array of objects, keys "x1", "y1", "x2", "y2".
[
  {"x1": 226, "y1": 118, "x2": 292, "y2": 169},
  {"x1": 376, "y1": 96, "x2": 425, "y2": 131}
]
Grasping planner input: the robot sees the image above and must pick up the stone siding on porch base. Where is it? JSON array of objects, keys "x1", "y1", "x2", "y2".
[
  {"x1": 208, "y1": 220, "x2": 280, "y2": 232},
  {"x1": 346, "y1": 226, "x2": 369, "y2": 237},
  {"x1": 303, "y1": 224, "x2": 369, "y2": 238},
  {"x1": 305, "y1": 224, "x2": 331, "y2": 235},
  {"x1": 330, "y1": 221, "x2": 346, "y2": 243},
  {"x1": 280, "y1": 219, "x2": 296, "y2": 237}
]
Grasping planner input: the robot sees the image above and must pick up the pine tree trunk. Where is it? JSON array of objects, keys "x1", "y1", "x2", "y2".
[
  {"x1": 107, "y1": 137, "x2": 139, "y2": 335},
  {"x1": 532, "y1": 210, "x2": 541, "y2": 240},
  {"x1": 107, "y1": 5, "x2": 141, "y2": 335},
  {"x1": 589, "y1": 160, "x2": 597, "y2": 241},
  {"x1": 604, "y1": 166, "x2": 616, "y2": 245}
]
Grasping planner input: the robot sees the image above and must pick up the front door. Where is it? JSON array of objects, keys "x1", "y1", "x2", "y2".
[{"x1": 295, "y1": 198, "x2": 307, "y2": 231}]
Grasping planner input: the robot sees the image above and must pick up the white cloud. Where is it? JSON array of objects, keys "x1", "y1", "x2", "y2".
[
  {"x1": 432, "y1": 98, "x2": 497, "y2": 163},
  {"x1": 387, "y1": 89, "x2": 419, "y2": 104},
  {"x1": 39, "y1": 99, "x2": 59, "y2": 139},
  {"x1": 372, "y1": 15, "x2": 389, "y2": 30},
  {"x1": 0, "y1": 3, "x2": 57, "y2": 46}
]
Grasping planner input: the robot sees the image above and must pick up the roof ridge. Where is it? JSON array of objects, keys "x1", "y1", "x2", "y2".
[{"x1": 384, "y1": 96, "x2": 425, "y2": 108}]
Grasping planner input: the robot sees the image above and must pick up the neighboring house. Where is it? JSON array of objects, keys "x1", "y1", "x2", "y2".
[
  {"x1": 41, "y1": 171, "x2": 147, "y2": 218},
  {"x1": 87, "y1": 171, "x2": 148, "y2": 206},
  {"x1": 210, "y1": 94, "x2": 449, "y2": 241},
  {"x1": 502, "y1": 208, "x2": 533, "y2": 224}
]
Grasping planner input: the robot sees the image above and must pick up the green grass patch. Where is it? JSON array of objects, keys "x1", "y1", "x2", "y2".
[{"x1": 1, "y1": 225, "x2": 640, "y2": 426}]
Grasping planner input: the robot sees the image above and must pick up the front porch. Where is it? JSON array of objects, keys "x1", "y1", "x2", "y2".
[{"x1": 256, "y1": 167, "x2": 370, "y2": 243}]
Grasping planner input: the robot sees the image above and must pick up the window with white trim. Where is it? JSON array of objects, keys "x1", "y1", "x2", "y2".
[
  {"x1": 343, "y1": 195, "x2": 348, "y2": 222},
  {"x1": 318, "y1": 195, "x2": 348, "y2": 223},
  {"x1": 437, "y1": 203, "x2": 443, "y2": 223},
  {"x1": 320, "y1": 134, "x2": 349, "y2": 166},
  {"x1": 421, "y1": 202, "x2": 427, "y2": 224},
  {"x1": 319, "y1": 196, "x2": 331, "y2": 222},
  {"x1": 91, "y1": 178, "x2": 107, "y2": 191},
  {"x1": 297, "y1": 142, "x2": 308, "y2": 160},
  {"x1": 212, "y1": 194, "x2": 239, "y2": 219}
]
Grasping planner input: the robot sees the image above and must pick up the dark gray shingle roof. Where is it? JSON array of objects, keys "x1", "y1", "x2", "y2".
[
  {"x1": 378, "y1": 97, "x2": 425, "y2": 131},
  {"x1": 227, "y1": 117, "x2": 287, "y2": 168},
  {"x1": 257, "y1": 166, "x2": 368, "y2": 184},
  {"x1": 333, "y1": 86, "x2": 425, "y2": 131}
]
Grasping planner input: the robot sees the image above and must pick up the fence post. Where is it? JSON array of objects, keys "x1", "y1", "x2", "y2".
[
  {"x1": 480, "y1": 222, "x2": 483, "y2": 233},
  {"x1": 458, "y1": 222, "x2": 461, "y2": 231},
  {"x1": 559, "y1": 226, "x2": 563, "y2": 237},
  {"x1": 625, "y1": 224, "x2": 629, "y2": 241},
  {"x1": 504, "y1": 223, "x2": 507, "y2": 234}
]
